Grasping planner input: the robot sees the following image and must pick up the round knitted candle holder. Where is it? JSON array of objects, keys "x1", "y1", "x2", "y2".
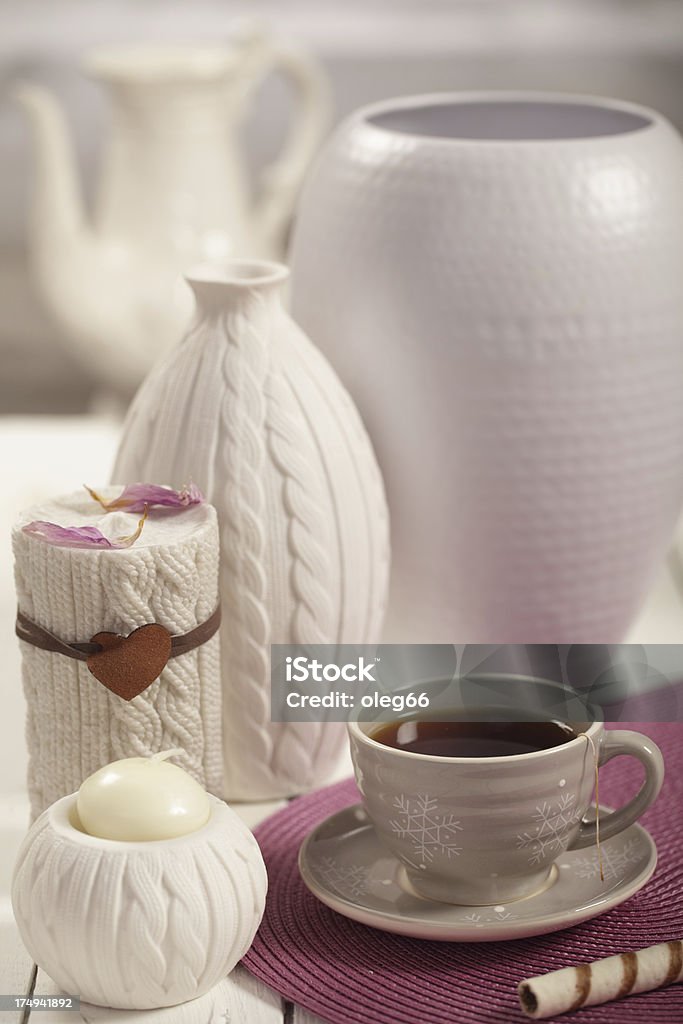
[
  {"x1": 13, "y1": 794, "x2": 267, "y2": 1009},
  {"x1": 13, "y1": 488, "x2": 222, "y2": 819}
]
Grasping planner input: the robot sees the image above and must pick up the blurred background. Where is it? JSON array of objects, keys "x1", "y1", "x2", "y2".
[{"x1": 2, "y1": 0, "x2": 683, "y2": 414}]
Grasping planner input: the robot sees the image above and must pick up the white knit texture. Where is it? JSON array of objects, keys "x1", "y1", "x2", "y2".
[
  {"x1": 13, "y1": 491, "x2": 222, "y2": 819},
  {"x1": 12, "y1": 796, "x2": 267, "y2": 1010},
  {"x1": 113, "y1": 272, "x2": 390, "y2": 799}
]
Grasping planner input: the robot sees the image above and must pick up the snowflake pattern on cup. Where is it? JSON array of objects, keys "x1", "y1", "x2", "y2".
[
  {"x1": 516, "y1": 792, "x2": 581, "y2": 865},
  {"x1": 389, "y1": 794, "x2": 463, "y2": 865}
]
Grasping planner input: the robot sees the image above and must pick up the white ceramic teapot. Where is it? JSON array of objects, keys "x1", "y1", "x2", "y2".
[{"x1": 17, "y1": 31, "x2": 330, "y2": 393}]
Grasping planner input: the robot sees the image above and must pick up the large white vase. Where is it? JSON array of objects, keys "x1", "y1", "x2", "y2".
[
  {"x1": 113, "y1": 261, "x2": 389, "y2": 798},
  {"x1": 290, "y1": 92, "x2": 683, "y2": 643}
]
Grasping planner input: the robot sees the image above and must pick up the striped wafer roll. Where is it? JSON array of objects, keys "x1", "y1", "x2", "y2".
[{"x1": 518, "y1": 939, "x2": 683, "y2": 1018}]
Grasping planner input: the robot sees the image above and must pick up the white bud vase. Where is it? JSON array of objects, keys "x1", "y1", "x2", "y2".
[
  {"x1": 12, "y1": 794, "x2": 267, "y2": 1010},
  {"x1": 113, "y1": 261, "x2": 389, "y2": 799}
]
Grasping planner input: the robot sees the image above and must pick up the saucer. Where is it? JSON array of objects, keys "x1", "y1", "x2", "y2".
[{"x1": 298, "y1": 804, "x2": 656, "y2": 942}]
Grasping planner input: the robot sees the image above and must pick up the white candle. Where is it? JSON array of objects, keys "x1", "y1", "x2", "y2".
[{"x1": 76, "y1": 750, "x2": 212, "y2": 841}]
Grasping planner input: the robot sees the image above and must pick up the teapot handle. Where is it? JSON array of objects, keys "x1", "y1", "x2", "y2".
[{"x1": 246, "y1": 38, "x2": 331, "y2": 259}]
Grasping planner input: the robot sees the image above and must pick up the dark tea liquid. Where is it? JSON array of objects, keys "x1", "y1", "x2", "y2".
[{"x1": 371, "y1": 717, "x2": 577, "y2": 758}]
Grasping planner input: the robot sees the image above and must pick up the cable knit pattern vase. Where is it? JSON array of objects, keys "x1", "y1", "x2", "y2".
[
  {"x1": 12, "y1": 793, "x2": 267, "y2": 1009},
  {"x1": 290, "y1": 92, "x2": 683, "y2": 643},
  {"x1": 13, "y1": 490, "x2": 222, "y2": 818},
  {"x1": 113, "y1": 260, "x2": 389, "y2": 799}
]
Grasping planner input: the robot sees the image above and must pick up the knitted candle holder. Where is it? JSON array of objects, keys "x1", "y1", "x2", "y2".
[
  {"x1": 12, "y1": 793, "x2": 267, "y2": 1009},
  {"x1": 13, "y1": 488, "x2": 222, "y2": 818}
]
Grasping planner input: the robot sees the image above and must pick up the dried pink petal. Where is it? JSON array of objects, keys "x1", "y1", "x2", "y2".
[
  {"x1": 85, "y1": 483, "x2": 204, "y2": 513},
  {"x1": 23, "y1": 521, "x2": 119, "y2": 548},
  {"x1": 23, "y1": 507, "x2": 149, "y2": 550}
]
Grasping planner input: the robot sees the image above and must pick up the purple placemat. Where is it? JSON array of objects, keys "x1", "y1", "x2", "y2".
[{"x1": 242, "y1": 723, "x2": 683, "y2": 1024}]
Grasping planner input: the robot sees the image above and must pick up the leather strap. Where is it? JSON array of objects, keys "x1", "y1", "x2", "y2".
[{"x1": 15, "y1": 605, "x2": 221, "y2": 661}]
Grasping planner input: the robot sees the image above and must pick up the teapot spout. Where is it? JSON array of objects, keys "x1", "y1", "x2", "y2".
[{"x1": 15, "y1": 83, "x2": 89, "y2": 266}]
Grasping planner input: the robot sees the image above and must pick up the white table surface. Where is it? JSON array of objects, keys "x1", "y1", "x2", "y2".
[{"x1": 1, "y1": 414, "x2": 683, "y2": 1023}]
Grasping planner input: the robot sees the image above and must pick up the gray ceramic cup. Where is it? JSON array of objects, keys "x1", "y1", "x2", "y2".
[{"x1": 348, "y1": 678, "x2": 664, "y2": 905}]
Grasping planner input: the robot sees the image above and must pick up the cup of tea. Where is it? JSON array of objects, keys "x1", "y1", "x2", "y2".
[{"x1": 347, "y1": 676, "x2": 664, "y2": 905}]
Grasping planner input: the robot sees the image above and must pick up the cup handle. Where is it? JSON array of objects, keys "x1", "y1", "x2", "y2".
[{"x1": 567, "y1": 730, "x2": 664, "y2": 850}]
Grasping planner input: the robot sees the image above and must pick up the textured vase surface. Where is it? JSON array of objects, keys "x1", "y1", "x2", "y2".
[
  {"x1": 114, "y1": 261, "x2": 389, "y2": 798},
  {"x1": 290, "y1": 91, "x2": 683, "y2": 642},
  {"x1": 12, "y1": 795, "x2": 267, "y2": 1010}
]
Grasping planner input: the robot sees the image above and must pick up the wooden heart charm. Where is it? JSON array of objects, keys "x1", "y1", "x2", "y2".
[{"x1": 87, "y1": 624, "x2": 172, "y2": 701}]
